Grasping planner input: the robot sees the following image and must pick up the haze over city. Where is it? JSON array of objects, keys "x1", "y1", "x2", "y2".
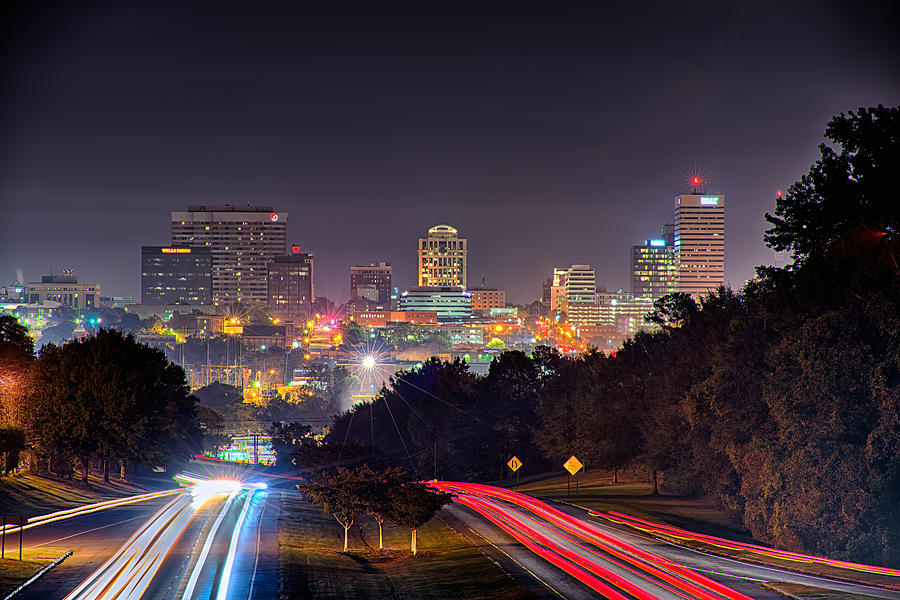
[{"x1": 2, "y1": 1, "x2": 898, "y2": 301}]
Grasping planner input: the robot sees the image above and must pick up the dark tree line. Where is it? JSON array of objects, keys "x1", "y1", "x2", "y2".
[
  {"x1": 329, "y1": 347, "x2": 564, "y2": 481},
  {"x1": 0, "y1": 315, "x2": 34, "y2": 474},
  {"x1": 0, "y1": 324, "x2": 202, "y2": 483}
]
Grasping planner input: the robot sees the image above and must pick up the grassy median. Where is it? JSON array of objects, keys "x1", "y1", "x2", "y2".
[{"x1": 278, "y1": 492, "x2": 535, "y2": 600}]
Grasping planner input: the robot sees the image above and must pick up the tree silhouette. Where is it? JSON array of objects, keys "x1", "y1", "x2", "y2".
[
  {"x1": 388, "y1": 482, "x2": 453, "y2": 554},
  {"x1": 765, "y1": 105, "x2": 900, "y2": 264}
]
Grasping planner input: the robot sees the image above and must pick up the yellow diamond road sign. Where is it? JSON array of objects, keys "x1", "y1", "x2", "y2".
[
  {"x1": 507, "y1": 456, "x2": 523, "y2": 472},
  {"x1": 563, "y1": 455, "x2": 583, "y2": 475}
]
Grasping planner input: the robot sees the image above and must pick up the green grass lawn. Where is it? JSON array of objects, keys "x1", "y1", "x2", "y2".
[
  {"x1": 516, "y1": 468, "x2": 752, "y2": 540},
  {"x1": 0, "y1": 547, "x2": 68, "y2": 597},
  {"x1": 279, "y1": 492, "x2": 535, "y2": 600},
  {"x1": 0, "y1": 473, "x2": 152, "y2": 515},
  {"x1": 517, "y1": 468, "x2": 900, "y2": 592}
]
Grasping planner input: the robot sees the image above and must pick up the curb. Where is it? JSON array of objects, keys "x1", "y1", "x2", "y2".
[{"x1": 2, "y1": 550, "x2": 73, "y2": 600}]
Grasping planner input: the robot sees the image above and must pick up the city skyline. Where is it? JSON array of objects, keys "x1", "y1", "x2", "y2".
[{"x1": 2, "y1": 2, "x2": 898, "y2": 303}]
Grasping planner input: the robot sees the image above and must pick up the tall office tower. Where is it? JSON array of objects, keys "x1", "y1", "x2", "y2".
[
  {"x1": 562, "y1": 265, "x2": 599, "y2": 328},
  {"x1": 349, "y1": 262, "x2": 393, "y2": 310},
  {"x1": 141, "y1": 246, "x2": 213, "y2": 305},
  {"x1": 171, "y1": 205, "x2": 287, "y2": 305},
  {"x1": 267, "y1": 248, "x2": 314, "y2": 318},
  {"x1": 417, "y1": 224, "x2": 467, "y2": 288},
  {"x1": 630, "y1": 224, "x2": 677, "y2": 301},
  {"x1": 674, "y1": 194, "x2": 725, "y2": 300}
]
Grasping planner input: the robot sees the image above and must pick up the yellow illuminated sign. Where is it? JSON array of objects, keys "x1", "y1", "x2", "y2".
[
  {"x1": 161, "y1": 248, "x2": 191, "y2": 254},
  {"x1": 563, "y1": 455, "x2": 583, "y2": 475},
  {"x1": 507, "y1": 456, "x2": 523, "y2": 472}
]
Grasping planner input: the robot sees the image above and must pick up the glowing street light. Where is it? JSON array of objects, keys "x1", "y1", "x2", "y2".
[{"x1": 362, "y1": 355, "x2": 376, "y2": 370}]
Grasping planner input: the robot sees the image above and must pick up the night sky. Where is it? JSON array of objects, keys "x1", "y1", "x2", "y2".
[{"x1": 2, "y1": 1, "x2": 898, "y2": 304}]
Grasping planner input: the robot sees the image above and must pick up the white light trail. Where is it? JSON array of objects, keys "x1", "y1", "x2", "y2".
[
  {"x1": 63, "y1": 479, "x2": 250, "y2": 600},
  {"x1": 0, "y1": 488, "x2": 183, "y2": 535},
  {"x1": 216, "y1": 484, "x2": 266, "y2": 600},
  {"x1": 180, "y1": 488, "x2": 239, "y2": 599}
]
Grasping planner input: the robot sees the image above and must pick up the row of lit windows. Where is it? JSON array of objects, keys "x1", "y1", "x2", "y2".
[{"x1": 420, "y1": 240, "x2": 465, "y2": 249}]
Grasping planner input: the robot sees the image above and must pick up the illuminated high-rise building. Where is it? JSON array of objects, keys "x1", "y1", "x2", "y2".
[
  {"x1": 267, "y1": 248, "x2": 314, "y2": 319},
  {"x1": 560, "y1": 265, "x2": 598, "y2": 328},
  {"x1": 630, "y1": 224, "x2": 676, "y2": 301},
  {"x1": 349, "y1": 262, "x2": 393, "y2": 310},
  {"x1": 674, "y1": 194, "x2": 725, "y2": 300},
  {"x1": 417, "y1": 225, "x2": 467, "y2": 288},
  {"x1": 171, "y1": 205, "x2": 287, "y2": 305},
  {"x1": 141, "y1": 246, "x2": 212, "y2": 305}
]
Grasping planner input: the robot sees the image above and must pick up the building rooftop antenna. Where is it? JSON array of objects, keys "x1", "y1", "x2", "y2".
[{"x1": 688, "y1": 169, "x2": 708, "y2": 194}]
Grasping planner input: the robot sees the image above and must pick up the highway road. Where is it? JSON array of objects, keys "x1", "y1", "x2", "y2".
[
  {"x1": 433, "y1": 481, "x2": 900, "y2": 600},
  {"x1": 8, "y1": 466, "x2": 279, "y2": 600},
  {"x1": 10, "y1": 468, "x2": 899, "y2": 600}
]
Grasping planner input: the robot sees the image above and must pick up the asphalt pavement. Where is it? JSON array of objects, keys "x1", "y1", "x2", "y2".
[
  {"x1": 434, "y1": 481, "x2": 900, "y2": 600},
  {"x1": 11, "y1": 468, "x2": 279, "y2": 600}
]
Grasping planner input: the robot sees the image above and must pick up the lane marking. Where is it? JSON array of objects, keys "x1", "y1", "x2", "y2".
[
  {"x1": 247, "y1": 493, "x2": 270, "y2": 600},
  {"x1": 181, "y1": 491, "x2": 238, "y2": 599},
  {"x1": 443, "y1": 513, "x2": 568, "y2": 600},
  {"x1": 26, "y1": 515, "x2": 148, "y2": 549},
  {"x1": 216, "y1": 487, "x2": 263, "y2": 600},
  {"x1": 584, "y1": 515, "x2": 900, "y2": 596}
]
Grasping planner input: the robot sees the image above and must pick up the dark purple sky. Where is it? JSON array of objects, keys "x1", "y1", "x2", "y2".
[{"x1": 2, "y1": 1, "x2": 898, "y2": 304}]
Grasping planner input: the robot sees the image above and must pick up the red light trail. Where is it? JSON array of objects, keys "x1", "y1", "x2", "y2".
[
  {"x1": 431, "y1": 481, "x2": 756, "y2": 600},
  {"x1": 593, "y1": 511, "x2": 900, "y2": 578}
]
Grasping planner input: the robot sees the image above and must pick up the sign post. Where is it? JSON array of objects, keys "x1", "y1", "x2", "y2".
[
  {"x1": 0, "y1": 515, "x2": 25, "y2": 560},
  {"x1": 507, "y1": 456, "x2": 523, "y2": 486},
  {"x1": 563, "y1": 456, "x2": 584, "y2": 497}
]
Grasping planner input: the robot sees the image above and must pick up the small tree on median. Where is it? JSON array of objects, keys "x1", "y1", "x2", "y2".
[
  {"x1": 299, "y1": 467, "x2": 369, "y2": 552},
  {"x1": 388, "y1": 482, "x2": 453, "y2": 555},
  {"x1": 362, "y1": 466, "x2": 413, "y2": 550}
]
